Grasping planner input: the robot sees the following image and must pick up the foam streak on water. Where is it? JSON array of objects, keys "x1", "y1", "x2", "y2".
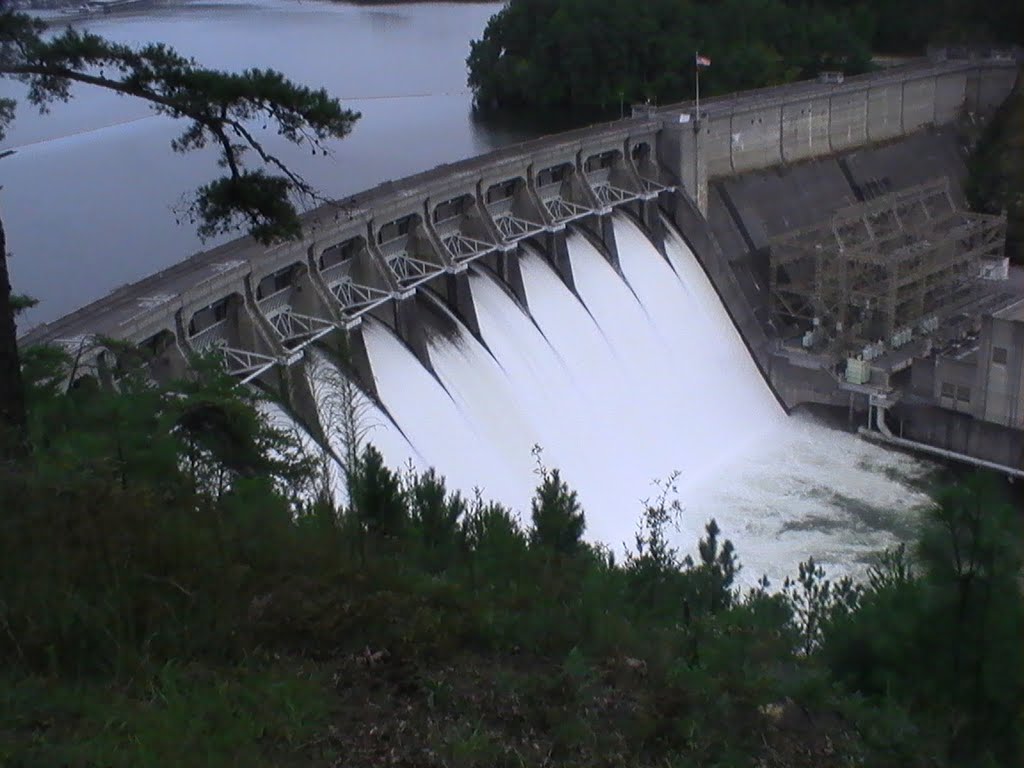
[{"x1": 275, "y1": 214, "x2": 933, "y2": 585}]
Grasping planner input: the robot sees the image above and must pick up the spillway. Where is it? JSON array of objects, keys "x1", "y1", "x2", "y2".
[{"x1": 305, "y1": 213, "x2": 932, "y2": 585}]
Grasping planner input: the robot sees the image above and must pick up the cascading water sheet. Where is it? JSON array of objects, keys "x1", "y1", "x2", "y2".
[
  {"x1": 361, "y1": 317, "x2": 523, "y2": 503},
  {"x1": 304, "y1": 348, "x2": 419, "y2": 505},
  {"x1": 424, "y1": 320, "x2": 542, "y2": 511},
  {"x1": 617, "y1": 215, "x2": 932, "y2": 583},
  {"x1": 467, "y1": 266, "x2": 615, "y2": 512},
  {"x1": 330, "y1": 214, "x2": 933, "y2": 585},
  {"x1": 256, "y1": 398, "x2": 334, "y2": 504},
  {"x1": 565, "y1": 229, "x2": 783, "y2": 502}
]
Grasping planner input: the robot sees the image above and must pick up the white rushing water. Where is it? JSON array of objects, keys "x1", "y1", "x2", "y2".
[
  {"x1": 304, "y1": 213, "x2": 933, "y2": 585},
  {"x1": 257, "y1": 398, "x2": 336, "y2": 505}
]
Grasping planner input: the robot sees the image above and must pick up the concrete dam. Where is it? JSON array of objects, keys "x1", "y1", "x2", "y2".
[{"x1": 20, "y1": 55, "x2": 1022, "y2": 572}]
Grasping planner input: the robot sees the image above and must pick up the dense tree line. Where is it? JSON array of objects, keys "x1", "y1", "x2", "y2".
[
  {"x1": 467, "y1": 0, "x2": 1023, "y2": 114},
  {"x1": 2, "y1": 347, "x2": 1021, "y2": 766},
  {"x1": 968, "y1": 74, "x2": 1024, "y2": 262}
]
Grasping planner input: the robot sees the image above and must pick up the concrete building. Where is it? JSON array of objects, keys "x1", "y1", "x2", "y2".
[
  {"x1": 894, "y1": 292, "x2": 1024, "y2": 471},
  {"x1": 975, "y1": 304, "x2": 1024, "y2": 428}
]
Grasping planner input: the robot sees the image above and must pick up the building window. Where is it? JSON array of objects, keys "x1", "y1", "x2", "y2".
[
  {"x1": 940, "y1": 382, "x2": 955, "y2": 398},
  {"x1": 956, "y1": 385, "x2": 971, "y2": 403},
  {"x1": 992, "y1": 346, "x2": 1008, "y2": 365}
]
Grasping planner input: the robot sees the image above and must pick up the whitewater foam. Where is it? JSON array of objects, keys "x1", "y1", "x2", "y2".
[{"x1": 298, "y1": 213, "x2": 934, "y2": 585}]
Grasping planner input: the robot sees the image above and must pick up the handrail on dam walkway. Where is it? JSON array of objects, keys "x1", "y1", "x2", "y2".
[{"x1": 18, "y1": 54, "x2": 1020, "y2": 390}]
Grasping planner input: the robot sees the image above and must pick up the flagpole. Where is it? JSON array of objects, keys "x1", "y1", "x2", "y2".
[{"x1": 695, "y1": 51, "x2": 700, "y2": 125}]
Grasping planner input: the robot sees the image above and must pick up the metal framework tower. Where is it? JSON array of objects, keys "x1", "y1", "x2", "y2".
[{"x1": 768, "y1": 178, "x2": 1006, "y2": 357}]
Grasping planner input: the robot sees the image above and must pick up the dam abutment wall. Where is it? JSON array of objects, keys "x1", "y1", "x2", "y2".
[{"x1": 657, "y1": 60, "x2": 1019, "y2": 216}]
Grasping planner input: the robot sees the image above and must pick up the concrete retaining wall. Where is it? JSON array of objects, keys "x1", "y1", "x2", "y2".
[
  {"x1": 730, "y1": 105, "x2": 783, "y2": 172},
  {"x1": 701, "y1": 114, "x2": 733, "y2": 177},
  {"x1": 826, "y1": 91, "x2": 867, "y2": 151},
  {"x1": 780, "y1": 99, "x2": 831, "y2": 161},
  {"x1": 902, "y1": 77, "x2": 937, "y2": 131},
  {"x1": 657, "y1": 60, "x2": 1018, "y2": 216},
  {"x1": 866, "y1": 82, "x2": 904, "y2": 140},
  {"x1": 934, "y1": 71, "x2": 967, "y2": 121},
  {"x1": 967, "y1": 64, "x2": 1021, "y2": 113},
  {"x1": 896, "y1": 403, "x2": 1024, "y2": 469}
]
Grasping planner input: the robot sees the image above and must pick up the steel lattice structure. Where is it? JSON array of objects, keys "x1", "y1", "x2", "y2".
[{"x1": 768, "y1": 178, "x2": 1006, "y2": 356}]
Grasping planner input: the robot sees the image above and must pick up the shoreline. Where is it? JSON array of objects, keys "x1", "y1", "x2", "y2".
[
  {"x1": 29, "y1": 0, "x2": 500, "y2": 26},
  {"x1": 30, "y1": 0, "x2": 175, "y2": 25}
]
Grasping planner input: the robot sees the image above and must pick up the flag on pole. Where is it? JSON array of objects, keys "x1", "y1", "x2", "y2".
[{"x1": 696, "y1": 54, "x2": 712, "y2": 68}]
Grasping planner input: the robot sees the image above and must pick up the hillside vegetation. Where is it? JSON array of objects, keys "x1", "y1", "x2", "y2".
[
  {"x1": 467, "y1": 0, "x2": 1023, "y2": 114},
  {"x1": 968, "y1": 71, "x2": 1024, "y2": 263},
  {"x1": 2, "y1": 346, "x2": 1022, "y2": 767}
]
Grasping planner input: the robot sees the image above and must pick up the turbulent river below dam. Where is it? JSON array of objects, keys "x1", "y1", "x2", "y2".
[{"x1": 3, "y1": 0, "x2": 937, "y2": 585}]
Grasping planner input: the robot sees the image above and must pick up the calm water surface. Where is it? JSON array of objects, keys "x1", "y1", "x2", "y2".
[{"x1": 1, "y1": 0, "x2": 519, "y2": 329}]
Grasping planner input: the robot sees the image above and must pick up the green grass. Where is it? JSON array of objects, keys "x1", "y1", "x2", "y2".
[{"x1": 0, "y1": 662, "x2": 329, "y2": 768}]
